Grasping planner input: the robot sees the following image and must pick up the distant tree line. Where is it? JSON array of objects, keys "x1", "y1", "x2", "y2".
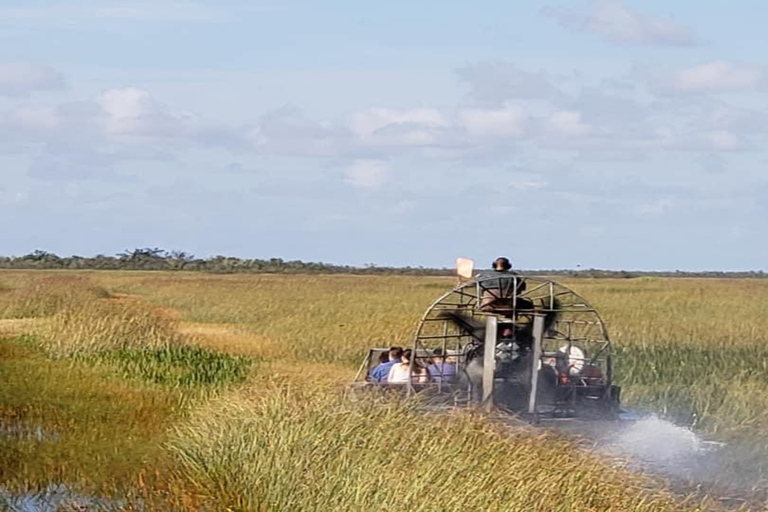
[
  {"x1": 0, "y1": 249, "x2": 765, "y2": 279},
  {"x1": 0, "y1": 249, "x2": 453, "y2": 276}
]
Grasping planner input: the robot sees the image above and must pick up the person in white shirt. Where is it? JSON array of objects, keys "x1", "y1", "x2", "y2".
[{"x1": 387, "y1": 349, "x2": 429, "y2": 383}]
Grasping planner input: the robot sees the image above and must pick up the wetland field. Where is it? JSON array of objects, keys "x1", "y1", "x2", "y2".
[{"x1": 1, "y1": 270, "x2": 768, "y2": 511}]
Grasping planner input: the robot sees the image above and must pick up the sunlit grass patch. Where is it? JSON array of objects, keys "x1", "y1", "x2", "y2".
[
  {"x1": 91, "y1": 346, "x2": 251, "y2": 388},
  {"x1": 0, "y1": 276, "x2": 110, "y2": 319},
  {"x1": 38, "y1": 299, "x2": 184, "y2": 358},
  {"x1": 0, "y1": 319, "x2": 37, "y2": 338},
  {"x1": 167, "y1": 383, "x2": 696, "y2": 512},
  {"x1": 179, "y1": 321, "x2": 283, "y2": 360}
]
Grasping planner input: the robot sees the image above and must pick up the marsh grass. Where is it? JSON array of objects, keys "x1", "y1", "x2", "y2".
[
  {"x1": 167, "y1": 383, "x2": 703, "y2": 512},
  {"x1": 0, "y1": 337, "x2": 204, "y2": 508},
  {"x1": 83, "y1": 273, "x2": 768, "y2": 442},
  {"x1": 38, "y1": 299, "x2": 184, "y2": 358},
  {"x1": 4, "y1": 270, "x2": 768, "y2": 510},
  {"x1": 91, "y1": 346, "x2": 251, "y2": 388},
  {"x1": 0, "y1": 276, "x2": 110, "y2": 319}
]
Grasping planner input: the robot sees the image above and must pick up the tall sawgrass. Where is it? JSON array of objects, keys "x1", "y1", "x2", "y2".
[
  {"x1": 0, "y1": 276, "x2": 110, "y2": 319},
  {"x1": 93, "y1": 274, "x2": 437, "y2": 365},
  {"x1": 167, "y1": 384, "x2": 698, "y2": 512},
  {"x1": 38, "y1": 299, "x2": 183, "y2": 358},
  {"x1": 5, "y1": 271, "x2": 765, "y2": 509},
  {"x1": 0, "y1": 276, "x2": 256, "y2": 390},
  {"x1": 93, "y1": 346, "x2": 251, "y2": 388},
  {"x1": 88, "y1": 273, "x2": 768, "y2": 442}
]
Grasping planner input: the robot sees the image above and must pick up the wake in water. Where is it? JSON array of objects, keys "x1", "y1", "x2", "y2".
[
  {"x1": 600, "y1": 415, "x2": 724, "y2": 477},
  {"x1": 557, "y1": 413, "x2": 768, "y2": 508}
]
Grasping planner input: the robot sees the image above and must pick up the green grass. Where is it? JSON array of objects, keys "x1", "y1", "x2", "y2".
[
  {"x1": 91, "y1": 345, "x2": 252, "y2": 388},
  {"x1": 0, "y1": 338, "x2": 190, "y2": 504}
]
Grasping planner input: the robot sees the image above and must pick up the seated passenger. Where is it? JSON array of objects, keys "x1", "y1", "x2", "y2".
[
  {"x1": 388, "y1": 349, "x2": 429, "y2": 384},
  {"x1": 367, "y1": 351, "x2": 390, "y2": 381},
  {"x1": 427, "y1": 348, "x2": 456, "y2": 383},
  {"x1": 370, "y1": 347, "x2": 404, "y2": 383}
]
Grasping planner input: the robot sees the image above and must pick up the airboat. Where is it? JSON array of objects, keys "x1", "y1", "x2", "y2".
[{"x1": 352, "y1": 258, "x2": 622, "y2": 421}]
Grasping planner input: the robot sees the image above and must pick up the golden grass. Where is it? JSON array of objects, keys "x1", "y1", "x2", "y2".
[
  {"x1": 178, "y1": 321, "x2": 281, "y2": 360},
  {"x1": 167, "y1": 383, "x2": 701, "y2": 512},
  {"x1": 0, "y1": 318, "x2": 37, "y2": 338},
  {"x1": 3, "y1": 270, "x2": 768, "y2": 510},
  {"x1": 65, "y1": 272, "x2": 768, "y2": 439},
  {"x1": 0, "y1": 275, "x2": 110, "y2": 319},
  {"x1": 37, "y1": 299, "x2": 184, "y2": 358},
  {"x1": 569, "y1": 278, "x2": 768, "y2": 349}
]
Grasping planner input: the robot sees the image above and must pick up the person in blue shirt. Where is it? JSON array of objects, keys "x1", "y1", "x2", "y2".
[
  {"x1": 369, "y1": 347, "x2": 404, "y2": 382},
  {"x1": 427, "y1": 348, "x2": 457, "y2": 383}
]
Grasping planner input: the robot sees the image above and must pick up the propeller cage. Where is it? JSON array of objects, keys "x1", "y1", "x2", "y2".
[{"x1": 409, "y1": 274, "x2": 618, "y2": 418}]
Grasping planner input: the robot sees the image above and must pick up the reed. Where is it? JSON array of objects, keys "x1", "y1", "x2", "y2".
[
  {"x1": 3, "y1": 270, "x2": 767, "y2": 510},
  {"x1": 0, "y1": 276, "x2": 110, "y2": 319},
  {"x1": 37, "y1": 299, "x2": 183, "y2": 358},
  {"x1": 167, "y1": 383, "x2": 698, "y2": 512}
]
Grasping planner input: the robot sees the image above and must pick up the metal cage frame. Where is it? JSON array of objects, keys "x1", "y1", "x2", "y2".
[
  {"x1": 409, "y1": 274, "x2": 616, "y2": 416},
  {"x1": 354, "y1": 273, "x2": 620, "y2": 419}
]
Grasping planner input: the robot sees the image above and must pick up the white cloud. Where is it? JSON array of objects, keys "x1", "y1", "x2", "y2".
[
  {"x1": 456, "y1": 62, "x2": 562, "y2": 104},
  {"x1": 91, "y1": 87, "x2": 236, "y2": 147},
  {"x1": 96, "y1": 88, "x2": 156, "y2": 134},
  {"x1": 546, "y1": 110, "x2": 592, "y2": 137},
  {"x1": 247, "y1": 106, "x2": 351, "y2": 156},
  {"x1": 351, "y1": 108, "x2": 449, "y2": 140},
  {"x1": 344, "y1": 160, "x2": 389, "y2": 189},
  {"x1": 0, "y1": 62, "x2": 65, "y2": 96},
  {"x1": 665, "y1": 61, "x2": 765, "y2": 93},
  {"x1": 543, "y1": 0, "x2": 699, "y2": 46},
  {"x1": 458, "y1": 103, "x2": 528, "y2": 137}
]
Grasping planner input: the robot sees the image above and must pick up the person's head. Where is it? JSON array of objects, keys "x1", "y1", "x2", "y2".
[
  {"x1": 493, "y1": 257, "x2": 512, "y2": 271},
  {"x1": 388, "y1": 346, "x2": 404, "y2": 361},
  {"x1": 431, "y1": 347, "x2": 445, "y2": 363},
  {"x1": 378, "y1": 351, "x2": 390, "y2": 364},
  {"x1": 401, "y1": 349, "x2": 412, "y2": 363}
]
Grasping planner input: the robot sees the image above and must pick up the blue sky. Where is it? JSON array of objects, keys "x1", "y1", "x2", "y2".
[{"x1": 1, "y1": 0, "x2": 766, "y2": 270}]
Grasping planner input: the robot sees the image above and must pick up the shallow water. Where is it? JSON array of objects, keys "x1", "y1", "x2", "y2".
[
  {"x1": 0, "y1": 422, "x2": 59, "y2": 442},
  {"x1": 551, "y1": 413, "x2": 768, "y2": 508},
  {"x1": 0, "y1": 484, "x2": 125, "y2": 512},
  {"x1": 600, "y1": 415, "x2": 723, "y2": 474}
]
